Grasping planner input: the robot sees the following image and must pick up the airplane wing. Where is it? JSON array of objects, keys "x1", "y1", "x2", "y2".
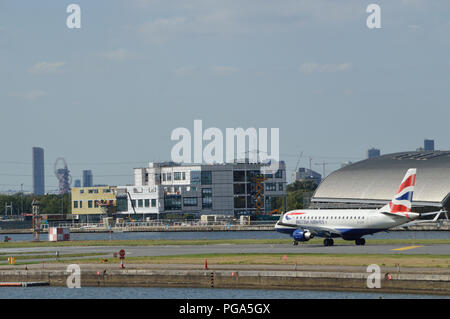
[{"x1": 400, "y1": 210, "x2": 447, "y2": 228}]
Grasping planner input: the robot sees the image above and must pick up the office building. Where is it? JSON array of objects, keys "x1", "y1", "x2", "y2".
[
  {"x1": 71, "y1": 186, "x2": 117, "y2": 222},
  {"x1": 367, "y1": 148, "x2": 381, "y2": 159},
  {"x1": 83, "y1": 170, "x2": 93, "y2": 187},
  {"x1": 116, "y1": 161, "x2": 287, "y2": 220},
  {"x1": 32, "y1": 147, "x2": 45, "y2": 195},
  {"x1": 424, "y1": 139, "x2": 435, "y2": 151}
]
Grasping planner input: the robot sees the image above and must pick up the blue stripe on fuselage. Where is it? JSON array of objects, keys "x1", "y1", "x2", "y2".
[{"x1": 276, "y1": 227, "x2": 384, "y2": 239}]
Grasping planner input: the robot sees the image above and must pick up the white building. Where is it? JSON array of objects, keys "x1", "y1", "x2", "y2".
[{"x1": 116, "y1": 161, "x2": 286, "y2": 219}]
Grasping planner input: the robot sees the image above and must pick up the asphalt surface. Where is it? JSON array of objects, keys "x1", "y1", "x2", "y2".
[{"x1": 0, "y1": 243, "x2": 449, "y2": 258}]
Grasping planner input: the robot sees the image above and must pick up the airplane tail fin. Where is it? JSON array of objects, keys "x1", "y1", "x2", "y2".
[{"x1": 380, "y1": 168, "x2": 416, "y2": 215}]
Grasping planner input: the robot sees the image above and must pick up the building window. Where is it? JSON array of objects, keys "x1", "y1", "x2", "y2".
[
  {"x1": 164, "y1": 195, "x2": 182, "y2": 210},
  {"x1": 94, "y1": 200, "x2": 99, "y2": 208},
  {"x1": 145, "y1": 199, "x2": 150, "y2": 207},
  {"x1": 279, "y1": 183, "x2": 283, "y2": 191},
  {"x1": 190, "y1": 171, "x2": 201, "y2": 185},
  {"x1": 167, "y1": 172, "x2": 172, "y2": 181},
  {"x1": 162, "y1": 173, "x2": 167, "y2": 182},
  {"x1": 174, "y1": 172, "x2": 181, "y2": 181},
  {"x1": 151, "y1": 199, "x2": 156, "y2": 207},
  {"x1": 234, "y1": 183, "x2": 246, "y2": 195},
  {"x1": 275, "y1": 170, "x2": 283, "y2": 178},
  {"x1": 182, "y1": 172, "x2": 186, "y2": 180},
  {"x1": 80, "y1": 189, "x2": 84, "y2": 194},
  {"x1": 202, "y1": 188, "x2": 212, "y2": 208},
  {"x1": 233, "y1": 171, "x2": 245, "y2": 182},
  {"x1": 201, "y1": 171, "x2": 212, "y2": 185},
  {"x1": 73, "y1": 201, "x2": 78, "y2": 209},
  {"x1": 131, "y1": 200, "x2": 136, "y2": 208},
  {"x1": 265, "y1": 183, "x2": 276, "y2": 191},
  {"x1": 183, "y1": 197, "x2": 198, "y2": 206},
  {"x1": 88, "y1": 200, "x2": 93, "y2": 208},
  {"x1": 138, "y1": 199, "x2": 143, "y2": 208},
  {"x1": 116, "y1": 197, "x2": 127, "y2": 212},
  {"x1": 234, "y1": 196, "x2": 246, "y2": 209}
]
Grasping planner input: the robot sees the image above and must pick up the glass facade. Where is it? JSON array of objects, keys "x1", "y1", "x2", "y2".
[
  {"x1": 202, "y1": 188, "x2": 212, "y2": 208},
  {"x1": 183, "y1": 197, "x2": 198, "y2": 206},
  {"x1": 164, "y1": 195, "x2": 182, "y2": 210},
  {"x1": 201, "y1": 171, "x2": 212, "y2": 185}
]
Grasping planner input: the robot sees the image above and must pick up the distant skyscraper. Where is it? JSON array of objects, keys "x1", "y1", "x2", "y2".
[
  {"x1": 367, "y1": 148, "x2": 381, "y2": 159},
  {"x1": 74, "y1": 179, "x2": 81, "y2": 187},
  {"x1": 32, "y1": 147, "x2": 45, "y2": 195},
  {"x1": 424, "y1": 139, "x2": 435, "y2": 151},
  {"x1": 83, "y1": 170, "x2": 93, "y2": 187}
]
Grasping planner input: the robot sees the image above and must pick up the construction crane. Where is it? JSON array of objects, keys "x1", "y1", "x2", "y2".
[
  {"x1": 314, "y1": 161, "x2": 341, "y2": 179},
  {"x1": 294, "y1": 151, "x2": 304, "y2": 173}
]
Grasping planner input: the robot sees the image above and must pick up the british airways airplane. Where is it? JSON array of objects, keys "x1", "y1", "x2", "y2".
[{"x1": 275, "y1": 168, "x2": 421, "y2": 246}]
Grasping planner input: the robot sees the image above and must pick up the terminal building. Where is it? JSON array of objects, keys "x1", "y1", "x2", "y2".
[
  {"x1": 311, "y1": 151, "x2": 450, "y2": 213},
  {"x1": 116, "y1": 161, "x2": 287, "y2": 220}
]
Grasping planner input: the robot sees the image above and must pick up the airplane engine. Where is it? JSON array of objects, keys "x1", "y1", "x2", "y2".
[{"x1": 292, "y1": 230, "x2": 313, "y2": 242}]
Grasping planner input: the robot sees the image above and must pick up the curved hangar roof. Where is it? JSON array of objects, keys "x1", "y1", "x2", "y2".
[{"x1": 312, "y1": 151, "x2": 450, "y2": 207}]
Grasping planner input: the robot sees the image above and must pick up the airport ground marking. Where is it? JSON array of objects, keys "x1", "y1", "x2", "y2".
[{"x1": 392, "y1": 245, "x2": 424, "y2": 251}]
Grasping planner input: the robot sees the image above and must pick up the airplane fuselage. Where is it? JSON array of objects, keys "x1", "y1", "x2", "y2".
[{"x1": 275, "y1": 209, "x2": 419, "y2": 240}]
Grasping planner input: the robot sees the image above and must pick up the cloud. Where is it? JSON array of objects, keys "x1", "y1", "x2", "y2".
[
  {"x1": 408, "y1": 24, "x2": 422, "y2": 31},
  {"x1": 173, "y1": 65, "x2": 198, "y2": 76},
  {"x1": 139, "y1": 17, "x2": 188, "y2": 43},
  {"x1": 21, "y1": 90, "x2": 48, "y2": 100},
  {"x1": 300, "y1": 62, "x2": 352, "y2": 74},
  {"x1": 209, "y1": 66, "x2": 239, "y2": 76},
  {"x1": 29, "y1": 62, "x2": 65, "y2": 74},
  {"x1": 98, "y1": 48, "x2": 131, "y2": 61}
]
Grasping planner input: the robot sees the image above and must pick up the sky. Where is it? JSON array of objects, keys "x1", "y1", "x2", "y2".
[{"x1": 1, "y1": 0, "x2": 450, "y2": 192}]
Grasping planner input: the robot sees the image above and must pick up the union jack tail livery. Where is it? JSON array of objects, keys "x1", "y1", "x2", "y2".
[{"x1": 380, "y1": 168, "x2": 416, "y2": 214}]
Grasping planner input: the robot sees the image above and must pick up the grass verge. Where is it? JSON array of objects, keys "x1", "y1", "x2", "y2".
[
  {"x1": 0, "y1": 238, "x2": 449, "y2": 248},
  {"x1": 48, "y1": 252, "x2": 450, "y2": 268}
]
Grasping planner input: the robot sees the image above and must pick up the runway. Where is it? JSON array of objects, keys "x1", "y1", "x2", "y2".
[{"x1": 0, "y1": 242, "x2": 449, "y2": 259}]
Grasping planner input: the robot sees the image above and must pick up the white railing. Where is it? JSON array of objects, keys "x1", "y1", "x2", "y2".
[{"x1": 57, "y1": 219, "x2": 277, "y2": 229}]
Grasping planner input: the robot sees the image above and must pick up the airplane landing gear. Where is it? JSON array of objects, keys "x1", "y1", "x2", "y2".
[
  {"x1": 323, "y1": 238, "x2": 334, "y2": 246},
  {"x1": 292, "y1": 240, "x2": 299, "y2": 246},
  {"x1": 355, "y1": 238, "x2": 366, "y2": 246}
]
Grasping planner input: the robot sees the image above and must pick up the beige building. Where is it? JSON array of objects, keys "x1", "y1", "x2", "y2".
[{"x1": 71, "y1": 186, "x2": 117, "y2": 222}]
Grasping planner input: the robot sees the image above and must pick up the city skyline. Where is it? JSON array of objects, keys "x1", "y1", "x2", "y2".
[{"x1": 0, "y1": 140, "x2": 440, "y2": 194}]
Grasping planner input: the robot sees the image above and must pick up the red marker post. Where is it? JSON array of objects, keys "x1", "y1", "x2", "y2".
[{"x1": 119, "y1": 249, "x2": 125, "y2": 269}]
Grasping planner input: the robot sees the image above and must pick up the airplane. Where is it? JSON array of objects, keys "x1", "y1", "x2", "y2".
[{"x1": 275, "y1": 168, "x2": 427, "y2": 246}]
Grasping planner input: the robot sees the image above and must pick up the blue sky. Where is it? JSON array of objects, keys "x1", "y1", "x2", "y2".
[{"x1": 1, "y1": 0, "x2": 450, "y2": 192}]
